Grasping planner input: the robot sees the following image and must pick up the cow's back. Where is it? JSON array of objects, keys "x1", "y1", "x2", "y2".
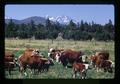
[
  {"x1": 73, "y1": 62, "x2": 85, "y2": 72},
  {"x1": 95, "y1": 51, "x2": 109, "y2": 60},
  {"x1": 61, "y1": 50, "x2": 83, "y2": 64},
  {"x1": 18, "y1": 49, "x2": 34, "y2": 64},
  {"x1": 66, "y1": 50, "x2": 82, "y2": 60}
]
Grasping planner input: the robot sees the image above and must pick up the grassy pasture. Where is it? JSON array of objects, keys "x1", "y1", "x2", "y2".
[{"x1": 5, "y1": 39, "x2": 115, "y2": 79}]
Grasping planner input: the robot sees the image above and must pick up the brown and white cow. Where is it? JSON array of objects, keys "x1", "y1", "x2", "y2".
[
  {"x1": 18, "y1": 48, "x2": 54, "y2": 76},
  {"x1": 18, "y1": 48, "x2": 41, "y2": 76},
  {"x1": 72, "y1": 62, "x2": 90, "y2": 79},
  {"x1": 48, "y1": 48, "x2": 64, "y2": 61},
  {"x1": 58, "y1": 49, "x2": 84, "y2": 68},
  {"x1": 90, "y1": 51, "x2": 113, "y2": 73}
]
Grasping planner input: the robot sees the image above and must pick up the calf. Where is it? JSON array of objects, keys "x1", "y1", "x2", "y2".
[
  {"x1": 101, "y1": 60, "x2": 114, "y2": 73},
  {"x1": 38, "y1": 58, "x2": 54, "y2": 73},
  {"x1": 72, "y1": 62, "x2": 89, "y2": 79}
]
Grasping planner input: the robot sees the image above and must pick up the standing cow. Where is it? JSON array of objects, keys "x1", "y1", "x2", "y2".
[
  {"x1": 59, "y1": 49, "x2": 84, "y2": 68},
  {"x1": 90, "y1": 51, "x2": 113, "y2": 73},
  {"x1": 72, "y1": 62, "x2": 90, "y2": 79},
  {"x1": 18, "y1": 48, "x2": 40, "y2": 76}
]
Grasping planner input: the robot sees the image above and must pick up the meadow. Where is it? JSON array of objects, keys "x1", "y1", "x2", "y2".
[{"x1": 5, "y1": 39, "x2": 115, "y2": 79}]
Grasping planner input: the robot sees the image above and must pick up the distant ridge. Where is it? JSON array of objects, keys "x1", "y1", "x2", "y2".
[{"x1": 5, "y1": 15, "x2": 75, "y2": 25}]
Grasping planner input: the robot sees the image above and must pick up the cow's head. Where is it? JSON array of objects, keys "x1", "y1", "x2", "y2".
[
  {"x1": 48, "y1": 49, "x2": 63, "y2": 62},
  {"x1": 81, "y1": 55, "x2": 89, "y2": 63},
  {"x1": 55, "y1": 50, "x2": 65, "y2": 63},
  {"x1": 55, "y1": 53, "x2": 61, "y2": 63},
  {"x1": 48, "y1": 58, "x2": 54, "y2": 66},
  {"x1": 31, "y1": 49, "x2": 39, "y2": 56}
]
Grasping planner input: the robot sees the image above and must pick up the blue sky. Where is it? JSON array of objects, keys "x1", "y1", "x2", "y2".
[{"x1": 5, "y1": 4, "x2": 114, "y2": 25}]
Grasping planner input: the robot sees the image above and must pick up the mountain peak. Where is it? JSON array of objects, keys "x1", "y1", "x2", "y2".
[
  {"x1": 5, "y1": 15, "x2": 78, "y2": 25},
  {"x1": 47, "y1": 15, "x2": 72, "y2": 24}
]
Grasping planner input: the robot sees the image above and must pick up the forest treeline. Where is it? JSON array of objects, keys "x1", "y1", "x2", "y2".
[{"x1": 5, "y1": 19, "x2": 114, "y2": 41}]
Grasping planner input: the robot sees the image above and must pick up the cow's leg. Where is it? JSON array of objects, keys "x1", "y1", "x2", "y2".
[
  {"x1": 18, "y1": 63, "x2": 26, "y2": 78},
  {"x1": 73, "y1": 74, "x2": 76, "y2": 78},
  {"x1": 58, "y1": 61, "x2": 61, "y2": 64},
  {"x1": 104, "y1": 67, "x2": 107, "y2": 72},
  {"x1": 46, "y1": 65, "x2": 49, "y2": 72},
  {"x1": 8, "y1": 67, "x2": 11, "y2": 75},
  {"x1": 94, "y1": 64, "x2": 97, "y2": 68},
  {"x1": 99, "y1": 63, "x2": 102, "y2": 72},
  {"x1": 73, "y1": 67, "x2": 77, "y2": 78},
  {"x1": 65, "y1": 66, "x2": 67, "y2": 69},
  {"x1": 29, "y1": 66, "x2": 33, "y2": 74},
  {"x1": 96, "y1": 67, "x2": 99, "y2": 72},
  {"x1": 20, "y1": 63, "x2": 27, "y2": 76},
  {"x1": 81, "y1": 70, "x2": 87, "y2": 79},
  {"x1": 63, "y1": 61, "x2": 68, "y2": 69},
  {"x1": 108, "y1": 66, "x2": 113, "y2": 73},
  {"x1": 73, "y1": 71, "x2": 77, "y2": 78},
  {"x1": 30, "y1": 69, "x2": 33, "y2": 74},
  {"x1": 23, "y1": 65, "x2": 28, "y2": 76},
  {"x1": 38, "y1": 64, "x2": 42, "y2": 73}
]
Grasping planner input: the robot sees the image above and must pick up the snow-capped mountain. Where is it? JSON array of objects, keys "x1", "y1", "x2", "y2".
[
  {"x1": 45, "y1": 15, "x2": 76, "y2": 25},
  {"x1": 55, "y1": 16, "x2": 71, "y2": 24}
]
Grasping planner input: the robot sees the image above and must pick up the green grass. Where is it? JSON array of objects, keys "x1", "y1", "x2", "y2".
[{"x1": 5, "y1": 39, "x2": 115, "y2": 79}]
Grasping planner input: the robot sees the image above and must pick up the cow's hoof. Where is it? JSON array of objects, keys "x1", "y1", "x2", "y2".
[{"x1": 72, "y1": 75, "x2": 76, "y2": 78}]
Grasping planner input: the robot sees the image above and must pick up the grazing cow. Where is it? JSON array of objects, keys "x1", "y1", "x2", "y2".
[
  {"x1": 72, "y1": 62, "x2": 89, "y2": 79},
  {"x1": 38, "y1": 58, "x2": 54, "y2": 73},
  {"x1": 59, "y1": 49, "x2": 84, "y2": 68}
]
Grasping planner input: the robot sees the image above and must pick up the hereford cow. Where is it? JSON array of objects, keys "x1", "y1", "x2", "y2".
[
  {"x1": 90, "y1": 51, "x2": 109, "y2": 67},
  {"x1": 95, "y1": 51, "x2": 109, "y2": 60},
  {"x1": 18, "y1": 48, "x2": 41, "y2": 76},
  {"x1": 59, "y1": 49, "x2": 84, "y2": 68},
  {"x1": 18, "y1": 48, "x2": 54, "y2": 76},
  {"x1": 90, "y1": 51, "x2": 112, "y2": 72},
  {"x1": 72, "y1": 62, "x2": 90, "y2": 79}
]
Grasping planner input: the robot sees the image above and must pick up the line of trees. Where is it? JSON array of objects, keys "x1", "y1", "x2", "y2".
[{"x1": 5, "y1": 19, "x2": 114, "y2": 41}]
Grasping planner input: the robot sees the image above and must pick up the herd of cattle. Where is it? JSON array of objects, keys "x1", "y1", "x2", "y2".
[{"x1": 5, "y1": 48, "x2": 114, "y2": 79}]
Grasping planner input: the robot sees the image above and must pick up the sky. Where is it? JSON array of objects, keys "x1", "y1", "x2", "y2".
[{"x1": 5, "y1": 4, "x2": 114, "y2": 25}]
